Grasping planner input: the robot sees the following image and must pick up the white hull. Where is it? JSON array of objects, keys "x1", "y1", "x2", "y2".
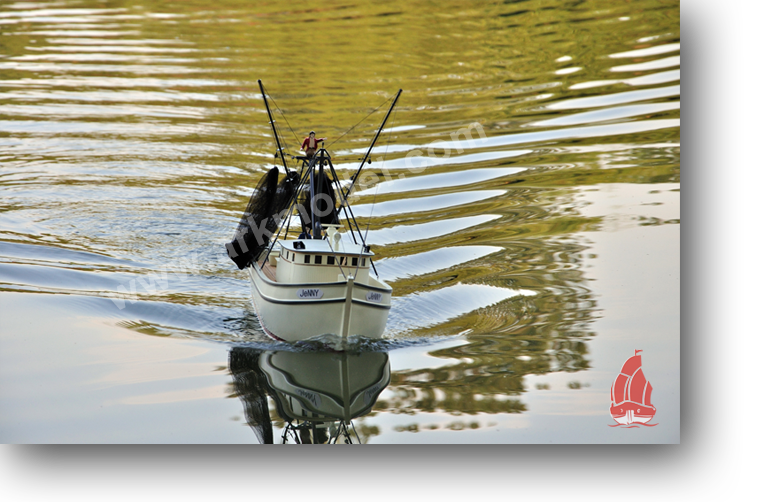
[{"x1": 248, "y1": 261, "x2": 391, "y2": 342}]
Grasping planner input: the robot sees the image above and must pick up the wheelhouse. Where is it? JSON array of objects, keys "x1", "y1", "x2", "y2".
[{"x1": 272, "y1": 234, "x2": 375, "y2": 285}]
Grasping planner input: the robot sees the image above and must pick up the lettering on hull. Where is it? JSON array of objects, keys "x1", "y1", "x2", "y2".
[
  {"x1": 297, "y1": 288, "x2": 324, "y2": 299},
  {"x1": 366, "y1": 291, "x2": 383, "y2": 303}
]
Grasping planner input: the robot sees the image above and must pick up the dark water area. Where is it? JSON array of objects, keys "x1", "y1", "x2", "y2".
[{"x1": 0, "y1": 0, "x2": 679, "y2": 443}]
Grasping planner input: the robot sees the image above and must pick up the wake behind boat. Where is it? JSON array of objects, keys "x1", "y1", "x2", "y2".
[{"x1": 226, "y1": 81, "x2": 401, "y2": 345}]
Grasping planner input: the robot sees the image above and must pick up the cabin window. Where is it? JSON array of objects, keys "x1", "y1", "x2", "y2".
[
  {"x1": 304, "y1": 255, "x2": 310, "y2": 264},
  {"x1": 327, "y1": 256, "x2": 335, "y2": 265},
  {"x1": 314, "y1": 255, "x2": 322, "y2": 265},
  {"x1": 351, "y1": 257, "x2": 358, "y2": 267},
  {"x1": 291, "y1": 253, "x2": 295, "y2": 262},
  {"x1": 362, "y1": 259, "x2": 366, "y2": 266},
  {"x1": 339, "y1": 257, "x2": 345, "y2": 266}
]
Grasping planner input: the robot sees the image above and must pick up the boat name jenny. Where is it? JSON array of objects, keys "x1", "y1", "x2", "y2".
[{"x1": 297, "y1": 288, "x2": 323, "y2": 299}]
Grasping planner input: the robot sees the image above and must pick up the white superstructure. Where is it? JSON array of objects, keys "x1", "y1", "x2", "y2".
[{"x1": 248, "y1": 226, "x2": 391, "y2": 343}]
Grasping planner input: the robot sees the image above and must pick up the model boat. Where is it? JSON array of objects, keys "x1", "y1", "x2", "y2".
[{"x1": 226, "y1": 81, "x2": 401, "y2": 345}]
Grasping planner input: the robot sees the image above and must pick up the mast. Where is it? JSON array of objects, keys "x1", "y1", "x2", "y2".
[
  {"x1": 258, "y1": 79, "x2": 289, "y2": 175},
  {"x1": 309, "y1": 156, "x2": 317, "y2": 238}
]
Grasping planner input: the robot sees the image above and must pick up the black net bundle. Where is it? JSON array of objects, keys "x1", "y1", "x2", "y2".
[
  {"x1": 271, "y1": 170, "x2": 299, "y2": 222},
  {"x1": 298, "y1": 164, "x2": 340, "y2": 231},
  {"x1": 226, "y1": 167, "x2": 299, "y2": 269}
]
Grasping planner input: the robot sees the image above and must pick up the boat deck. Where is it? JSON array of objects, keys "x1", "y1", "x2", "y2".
[{"x1": 260, "y1": 261, "x2": 277, "y2": 281}]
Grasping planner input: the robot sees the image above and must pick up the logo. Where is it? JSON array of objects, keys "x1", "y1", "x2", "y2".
[{"x1": 609, "y1": 350, "x2": 658, "y2": 427}]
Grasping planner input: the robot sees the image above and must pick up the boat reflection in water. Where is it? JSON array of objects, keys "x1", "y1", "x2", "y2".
[{"x1": 229, "y1": 347, "x2": 390, "y2": 444}]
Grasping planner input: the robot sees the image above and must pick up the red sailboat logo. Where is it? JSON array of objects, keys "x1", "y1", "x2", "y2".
[{"x1": 610, "y1": 350, "x2": 657, "y2": 426}]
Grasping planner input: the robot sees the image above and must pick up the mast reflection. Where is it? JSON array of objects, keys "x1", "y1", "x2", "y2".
[{"x1": 229, "y1": 347, "x2": 390, "y2": 444}]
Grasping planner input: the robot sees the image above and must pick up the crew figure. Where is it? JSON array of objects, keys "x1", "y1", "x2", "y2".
[
  {"x1": 298, "y1": 225, "x2": 312, "y2": 239},
  {"x1": 301, "y1": 131, "x2": 326, "y2": 158}
]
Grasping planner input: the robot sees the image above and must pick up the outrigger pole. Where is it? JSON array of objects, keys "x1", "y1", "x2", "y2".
[
  {"x1": 337, "y1": 89, "x2": 402, "y2": 211},
  {"x1": 258, "y1": 79, "x2": 289, "y2": 176}
]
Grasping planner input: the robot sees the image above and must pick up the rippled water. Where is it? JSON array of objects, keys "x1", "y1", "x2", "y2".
[{"x1": 0, "y1": 0, "x2": 679, "y2": 443}]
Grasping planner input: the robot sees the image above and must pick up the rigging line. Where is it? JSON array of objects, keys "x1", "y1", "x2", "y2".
[
  {"x1": 353, "y1": 99, "x2": 396, "y2": 280},
  {"x1": 272, "y1": 112, "x2": 290, "y2": 158},
  {"x1": 258, "y1": 80, "x2": 289, "y2": 175},
  {"x1": 359, "y1": 130, "x2": 394, "y2": 279},
  {"x1": 260, "y1": 156, "x2": 318, "y2": 269},
  {"x1": 350, "y1": 421, "x2": 360, "y2": 444},
  {"x1": 352, "y1": 182, "x2": 380, "y2": 281},
  {"x1": 324, "y1": 157, "x2": 358, "y2": 244},
  {"x1": 268, "y1": 92, "x2": 301, "y2": 147},
  {"x1": 261, "y1": 81, "x2": 296, "y2": 147},
  {"x1": 331, "y1": 421, "x2": 342, "y2": 444},
  {"x1": 338, "y1": 89, "x2": 401, "y2": 205},
  {"x1": 322, "y1": 149, "x2": 369, "y2": 250},
  {"x1": 261, "y1": 82, "x2": 294, "y2": 157},
  {"x1": 327, "y1": 92, "x2": 396, "y2": 148},
  {"x1": 282, "y1": 161, "x2": 315, "y2": 240}
]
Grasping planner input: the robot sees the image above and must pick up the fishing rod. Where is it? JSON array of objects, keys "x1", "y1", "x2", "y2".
[{"x1": 258, "y1": 79, "x2": 290, "y2": 176}]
